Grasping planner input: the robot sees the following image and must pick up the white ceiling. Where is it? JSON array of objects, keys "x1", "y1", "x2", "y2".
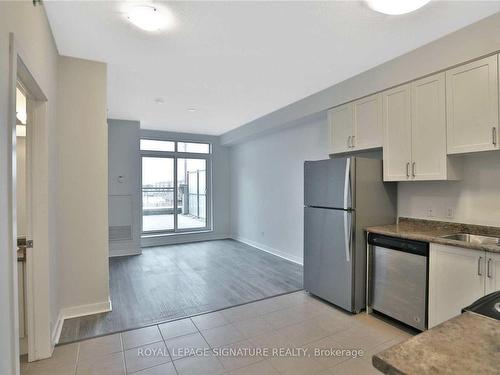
[{"x1": 44, "y1": 1, "x2": 500, "y2": 135}]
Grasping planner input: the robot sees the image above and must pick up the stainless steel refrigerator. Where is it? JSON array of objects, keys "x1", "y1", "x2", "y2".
[{"x1": 304, "y1": 157, "x2": 396, "y2": 313}]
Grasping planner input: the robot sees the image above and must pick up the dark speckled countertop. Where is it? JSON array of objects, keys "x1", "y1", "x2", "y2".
[
  {"x1": 366, "y1": 217, "x2": 500, "y2": 254},
  {"x1": 372, "y1": 312, "x2": 500, "y2": 375}
]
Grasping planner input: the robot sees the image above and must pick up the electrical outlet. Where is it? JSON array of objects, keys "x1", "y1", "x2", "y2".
[
  {"x1": 446, "y1": 207, "x2": 454, "y2": 219},
  {"x1": 427, "y1": 207, "x2": 434, "y2": 217}
]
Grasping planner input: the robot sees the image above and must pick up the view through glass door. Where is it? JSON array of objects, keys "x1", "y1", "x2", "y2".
[{"x1": 141, "y1": 140, "x2": 210, "y2": 234}]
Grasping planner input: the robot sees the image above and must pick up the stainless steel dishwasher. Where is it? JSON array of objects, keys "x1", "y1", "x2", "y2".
[{"x1": 367, "y1": 233, "x2": 429, "y2": 331}]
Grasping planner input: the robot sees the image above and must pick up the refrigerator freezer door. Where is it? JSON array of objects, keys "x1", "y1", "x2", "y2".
[
  {"x1": 304, "y1": 206, "x2": 353, "y2": 311},
  {"x1": 304, "y1": 158, "x2": 352, "y2": 209}
]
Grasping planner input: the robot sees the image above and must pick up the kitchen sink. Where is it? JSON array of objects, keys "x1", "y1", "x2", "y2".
[{"x1": 440, "y1": 233, "x2": 500, "y2": 246}]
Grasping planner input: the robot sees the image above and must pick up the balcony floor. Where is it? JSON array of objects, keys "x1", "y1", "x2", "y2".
[{"x1": 143, "y1": 213, "x2": 206, "y2": 232}]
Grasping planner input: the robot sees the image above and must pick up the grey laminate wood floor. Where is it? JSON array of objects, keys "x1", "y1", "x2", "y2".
[{"x1": 59, "y1": 239, "x2": 303, "y2": 344}]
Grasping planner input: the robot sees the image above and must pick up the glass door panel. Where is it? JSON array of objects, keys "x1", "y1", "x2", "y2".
[
  {"x1": 142, "y1": 157, "x2": 175, "y2": 232},
  {"x1": 177, "y1": 158, "x2": 207, "y2": 229}
]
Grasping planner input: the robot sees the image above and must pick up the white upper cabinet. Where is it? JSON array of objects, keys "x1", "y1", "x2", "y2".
[
  {"x1": 382, "y1": 84, "x2": 412, "y2": 181},
  {"x1": 328, "y1": 94, "x2": 383, "y2": 154},
  {"x1": 446, "y1": 55, "x2": 499, "y2": 154},
  {"x1": 352, "y1": 94, "x2": 383, "y2": 151},
  {"x1": 411, "y1": 73, "x2": 460, "y2": 181},
  {"x1": 328, "y1": 103, "x2": 353, "y2": 154},
  {"x1": 383, "y1": 73, "x2": 461, "y2": 182}
]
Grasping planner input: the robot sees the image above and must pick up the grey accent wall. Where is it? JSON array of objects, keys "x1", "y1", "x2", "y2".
[
  {"x1": 108, "y1": 119, "x2": 141, "y2": 257},
  {"x1": 140, "y1": 130, "x2": 230, "y2": 247}
]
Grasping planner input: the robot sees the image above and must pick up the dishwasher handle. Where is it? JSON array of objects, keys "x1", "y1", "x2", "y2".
[{"x1": 367, "y1": 233, "x2": 429, "y2": 257}]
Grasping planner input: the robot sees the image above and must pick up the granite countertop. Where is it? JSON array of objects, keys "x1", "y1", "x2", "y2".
[
  {"x1": 366, "y1": 217, "x2": 500, "y2": 254},
  {"x1": 372, "y1": 312, "x2": 500, "y2": 375}
]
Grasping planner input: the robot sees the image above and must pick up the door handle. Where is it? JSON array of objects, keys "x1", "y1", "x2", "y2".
[
  {"x1": 478, "y1": 256, "x2": 483, "y2": 276},
  {"x1": 493, "y1": 127, "x2": 498, "y2": 146},
  {"x1": 412, "y1": 162, "x2": 416, "y2": 178},
  {"x1": 406, "y1": 162, "x2": 410, "y2": 178},
  {"x1": 487, "y1": 258, "x2": 493, "y2": 278}
]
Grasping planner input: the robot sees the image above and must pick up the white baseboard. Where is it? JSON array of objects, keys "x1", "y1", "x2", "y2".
[
  {"x1": 51, "y1": 311, "x2": 64, "y2": 346},
  {"x1": 51, "y1": 300, "x2": 112, "y2": 345},
  {"x1": 61, "y1": 299, "x2": 112, "y2": 320},
  {"x1": 233, "y1": 236, "x2": 303, "y2": 265}
]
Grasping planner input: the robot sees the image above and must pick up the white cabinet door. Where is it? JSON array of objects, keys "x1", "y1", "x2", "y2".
[
  {"x1": 485, "y1": 251, "x2": 500, "y2": 294},
  {"x1": 446, "y1": 55, "x2": 499, "y2": 154},
  {"x1": 429, "y1": 244, "x2": 486, "y2": 328},
  {"x1": 382, "y1": 84, "x2": 412, "y2": 181},
  {"x1": 353, "y1": 94, "x2": 382, "y2": 151},
  {"x1": 328, "y1": 103, "x2": 353, "y2": 154},
  {"x1": 411, "y1": 73, "x2": 447, "y2": 180}
]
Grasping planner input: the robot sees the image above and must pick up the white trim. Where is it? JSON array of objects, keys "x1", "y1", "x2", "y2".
[
  {"x1": 61, "y1": 300, "x2": 112, "y2": 321},
  {"x1": 50, "y1": 311, "x2": 64, "y2": 347},
  {"x1": 233, "y1": 236, "x2": 303, "y2": 265}
]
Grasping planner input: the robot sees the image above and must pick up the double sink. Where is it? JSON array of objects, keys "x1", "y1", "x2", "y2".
[{"x1": 440, "y1": 233, "x2": 500, "y2": 247}]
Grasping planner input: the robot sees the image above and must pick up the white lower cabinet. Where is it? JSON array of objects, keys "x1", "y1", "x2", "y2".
[
  {"x1": 486, "y1": 251, "x2": 500, "y2": 294},
  {"x1": 429, "y1": 244, "x2": 500, "y2": 328}
]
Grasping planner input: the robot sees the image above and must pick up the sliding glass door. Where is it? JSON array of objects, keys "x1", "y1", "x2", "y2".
[
  {"x1": 141, "y1": 140, "x2": 211, "y2": 235},
  {"x1": 142, "y1": 157, "x2": 175, "y2": 232}
]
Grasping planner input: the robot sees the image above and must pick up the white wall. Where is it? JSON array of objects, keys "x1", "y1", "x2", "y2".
[
  {"x1": 230, "y1": 115, "x2": 329, "y2": 264},
  {"x1": 398, "y1": 152, "x2": 500, "y2": 226},
  {"x1": 0, "y1": 2, "x2": 59, "y2": 373},
  {"x1": 57, "y1": 56, "x2": 110, "y2": 314}
]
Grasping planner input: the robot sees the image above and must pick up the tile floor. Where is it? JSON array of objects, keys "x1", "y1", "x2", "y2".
[{"x1": 21, "y1": 291, "x2": 413, "y2": 375}]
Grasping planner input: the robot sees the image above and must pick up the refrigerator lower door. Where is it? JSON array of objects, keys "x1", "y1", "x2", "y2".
[{"x1": 304, "y1": 206, "x2": 353, "y2": 311}]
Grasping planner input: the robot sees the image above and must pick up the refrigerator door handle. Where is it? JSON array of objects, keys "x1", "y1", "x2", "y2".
[
  {"x1": 344, "y1": 158, "x2": 351, "y2": 209},
  {"x1": 343, "y1": 158, "x2": 352, "y2": 262},
  {"x1": 344, "y1": 211, "x2": 351, "y2": 262}
]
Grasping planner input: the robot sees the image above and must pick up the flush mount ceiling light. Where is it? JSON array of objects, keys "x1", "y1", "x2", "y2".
[
  {"x1": 155, "y1": 98, "x2": 165, "y2": 104},
  {"x1": 127, "y1": 6, "x2": 169, "y2": 31},
  {"x1": 187, "y1": 108, "x2": 197, "y2": 112},
  {"x1": 366, "y1": 0, "x2": 431, "y2": 15}
]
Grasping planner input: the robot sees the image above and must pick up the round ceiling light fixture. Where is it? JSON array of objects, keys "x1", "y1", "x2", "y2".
[
  {"x1": 127, "y1": 6, "x2": 169, "y2": 31},
  {"x1": 366, "y1": 0, "x2": 431, "y2": 15}
]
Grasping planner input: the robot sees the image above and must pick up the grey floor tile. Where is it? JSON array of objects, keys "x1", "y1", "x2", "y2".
[
  {"x1": 122, "y1": 326, "x2": 163, "y2": 350},
  {"x1": 202, "y1": 324, "x2": 246, "y2": 347},
  {"x1": 158, "y1": 319, "x2": 198, "y2": 340},
  {"x1": 76, "y1": 351, "x2": 125, "y2": 375},
  {"x1": 191, "y1": 311, "x2": 229, "y2": 331},
  {"x1": 78, "y1": 333, "x2": 122, "y2": 361},
  {"x1": 124, "y1": 341, "x2": 171, "y2": 374},
  {"x1": 129, "y1": 362, "x2": 177, "y2": 375},
  {"x1": 174, "y1": 354, "x2": 225, "y2": 375},
  {"x1": 164, "y1": 332, "x2": 210, "y2": 360}
]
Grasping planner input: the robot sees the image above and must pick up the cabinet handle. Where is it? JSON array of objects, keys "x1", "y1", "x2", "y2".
[
  {"x1": 493, "y1": 127, "x2": 498, "y2": 146},
  {"x1": 487, "y1": 258, "x2": 493, "y2": 278},
  {"x1": 347, "y1": 136, "x2": 351, "y2": 148},
  {"x1": 412, "y1": 162, "x2": 416, "y2": 178},
  {"x1": 406, "y1": 162, "x2": 410, "y2": 178},
  {"x1": 351, "y1": 135, "x2": 356, "y2": 148},
  {"x1": 478, "y1": 256, "x2": 483, "y2": 276}
]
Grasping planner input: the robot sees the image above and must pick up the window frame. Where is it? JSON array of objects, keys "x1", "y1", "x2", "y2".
[{"x1": 140, "y1": 138, "x2": 212, "y2": 236}]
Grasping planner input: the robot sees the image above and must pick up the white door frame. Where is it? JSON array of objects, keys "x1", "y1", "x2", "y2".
[{"x1": 8, "y1": 33, "x2": 53, "y2": 366}]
